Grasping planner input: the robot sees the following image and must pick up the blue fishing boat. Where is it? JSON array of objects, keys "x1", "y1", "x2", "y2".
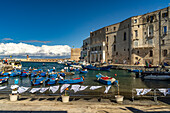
[
  {"x1": 16, "y1": 70, "x2": 21, "y2": 75},
  {"x1": 127, "y1": 69, "x2": 142, "y2": 73},
  {"x1": 40, "y1": 72, "x2": 46, "y2": 77},
  {"x1": 31, "y1": 76, "x2": 45, "y2": 86},
  {"x1": 45, "y1": 76, "x2": 58, "y2": 85},
  {"x1": 20, "y1": 71, "x2": 29, "y2": 77},
  {"x1": 58, "y1": 76, "x2": 84, "y2": 84},
  {"x1": 30, "y1": 72, "x2": 37, "y2": 77},
  {"x1": 2, "y1": 72, "x2": 9, "y2": 76},
  {"x1": 82, "y1": 65, "x2": 112, "y2": 71},
  {"x1": 0, "y1": 76, "x2": 9, "y2": 84},
  {"x1": 96, "y1": 74, "x2": 116, "y2": 85},
  {"x1": 58, "y1": 73, "x2": 65, "y2": 77},
  {"x1": 79, "y1": 69, "x2": 88, "y2": 74},
  {"x1": 10, "y1": 71, "x2": 17, "y2": 77}
]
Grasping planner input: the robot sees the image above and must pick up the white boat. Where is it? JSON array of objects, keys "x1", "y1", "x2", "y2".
[
  {"x1": 11, "y1": 60, "x2": 22, "y2": 69},
  {"x1": 141, "y1": 66, "x2": 170, "y2": 80},
  {"x1": 143, "y1": 75, "x2": 170, "y2": 80}
]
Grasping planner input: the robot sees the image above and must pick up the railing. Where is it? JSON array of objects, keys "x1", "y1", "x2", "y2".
[
  {"x1": 133, "y1": 44, "x2": 155, "y2": 49},
  {"x1": 132, "y1": 88, "x2": 170, "y2": 102}
]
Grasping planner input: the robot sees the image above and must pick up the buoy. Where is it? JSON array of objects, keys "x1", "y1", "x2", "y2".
[{"x1": 115, "y1": 74, "x2": 117, "y2": 76}]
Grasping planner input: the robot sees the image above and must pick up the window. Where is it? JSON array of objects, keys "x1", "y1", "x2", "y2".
[
  {"x1": 124, "y1": 32, "x2": 126, "y2": 41},
  {"x1": 113, "y1": 27, "x2": 116, "y2": 30},
  {"x1": 107, "y1": 28, "x2": 108, "y2": 31},
  {"x1": 124, "y1": 49, "x2": 126, "y2": 51},
  {"x1": 135, "y1": 30, "x2": 138, "y2": 37},
  {"x1": 134, "y1": 19, "x2": 137, "y2": 23},
  {"x1": 144, "y1": 32, "x2": 146, "y2": 35},
  {"x1": 162, "y1": 13, "x2": 168, "y2": 18},
  {"x1": 148, "y1": 39, "x2": 153, "y2": 45},
  {"x1": 114, "y1": 35, "x2": 116, "y2": 43},
  {"x1": 134, "y1": 41, "x2": 138, "y2": 47},
  {"x1": 114, "y1": 45, "x2": 116, "y2": 51},
  {"x1": 137, "y1": 51, "x2": 139, "y2": 54},
  {"x1": 149, "y1": 50, "x2": 153, "y2": 57},
  {"x1": 150, "y1": 16, "x2": 154, "y2": 23},
  {"x1": 138, "y1": 25, "x2": 140, "y2": 28},
  {"x1": 107, "y1": 46, "x2": 108, "y2": 50},
  {"x1": 106, "y1": 36, "x2": 108, "y2": 42},
  {"x1": 116, "y1": 52, "x2": 118, "y2": 55},
  {"x1": 135, "y1": 57, "x2": 138, "y2": 60},
  {"x1": 162, "y1": 40, "x2": 165, "y2": 45},
  {"x1": 163, "y1": 26, "x2": 167, "y2": 35},
  {"x1": 148, "y1": 25, "x2": 154, "y2": 37},
  {"x1": 99, "y1": 46, "x2": 101, "y2": 50},
  {"x1": 163, "y1": 49, "x2": 168, "y2": 57}
]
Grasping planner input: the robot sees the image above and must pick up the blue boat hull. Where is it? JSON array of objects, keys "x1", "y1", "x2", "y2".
[
  {"x1": 79, "y1": 70, "x2": 88, "y2": 74},
  {"x1": 0, "y1": 77, "x2": 8, "y2": 84},
  {"x1": 82, "y1": 65, "x2": 112, "y2": 71},
  {"x1": 58, "y1": 78, "x2": 84, "y2": 84},
  {"x1": 31, "y1": 77, "x2": 44, "y2": 85},
  {"x1": 98, "y1": 79, "x2": 112, "y2": 85}
]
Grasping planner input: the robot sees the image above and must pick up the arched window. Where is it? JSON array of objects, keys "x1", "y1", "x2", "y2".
[
  {"x1": 163, "y1": 49, "x2": 168, "y2": 57},
  {"x1": 124, "y1": 32, "x2": 126, "y2": 41},
  {"x1": 149, "y1": 50, "x2": 153, "y2": 57}
]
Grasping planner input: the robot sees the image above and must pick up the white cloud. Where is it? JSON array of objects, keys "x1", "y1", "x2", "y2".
[
  {"x1": 0, "y1": 43, "x2": 71, "y2": 57},
  {"x1": 2, "y1": 38, "x2": 13, "y2": 41}
]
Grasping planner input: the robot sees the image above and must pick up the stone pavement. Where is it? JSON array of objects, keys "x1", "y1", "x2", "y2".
[{"x1": 0, "y1": 97, "x2": 169, "y2": 113}]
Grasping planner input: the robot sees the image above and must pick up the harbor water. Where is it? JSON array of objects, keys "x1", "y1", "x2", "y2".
[{"x1": 0, "y1": 62, "x2": 169, "y2": 98}]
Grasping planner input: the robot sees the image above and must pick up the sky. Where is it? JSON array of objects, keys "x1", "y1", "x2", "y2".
[{"x1": 0, "y1": 0, "x2": 169, "y2": 58}]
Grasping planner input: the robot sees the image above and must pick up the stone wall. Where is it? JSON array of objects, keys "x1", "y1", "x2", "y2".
[{"x1": 71, "y1": 48, "x2": 81, "y2": 61}]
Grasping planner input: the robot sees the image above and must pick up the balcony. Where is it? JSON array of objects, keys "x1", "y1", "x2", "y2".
[{"x1": 133, "y1": 44, "x2": 155, "y2": 49}]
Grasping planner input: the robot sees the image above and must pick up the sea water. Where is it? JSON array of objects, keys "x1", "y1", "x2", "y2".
[{"x1": 0, "y1": 62, "x2": 169, "y2": 98}]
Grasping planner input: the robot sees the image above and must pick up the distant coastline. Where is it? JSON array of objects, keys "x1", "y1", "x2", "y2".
[{"x1": 21, "y1": 58, "x2": 70, "y2": 62}]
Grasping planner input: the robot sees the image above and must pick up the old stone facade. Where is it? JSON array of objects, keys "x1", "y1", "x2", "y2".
[
  {"x1": 71, "y1": 48, "x2": 81, "y2": 61},
  {"x1": 90, "y1": 28, "x2": 106, "y2": 63},
  {"x1": 82, "y1": 7, "x2": 170, "y2": 65},
  {"x1": 82, "y1": 37, "x2": 90, "y2": 62}
]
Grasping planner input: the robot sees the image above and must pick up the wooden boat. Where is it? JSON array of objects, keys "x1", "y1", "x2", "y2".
[
  {"x1": 82, "y1": 65, "x2": 112, "y2": 71},
  {"x1": 0, "y1": 76, "x2": 9, "y2": 84},
  {"x1": 141, "y1": 66, "x2": 170, "y2": 80},
  {"x1": 31, "y1": 76, "x2": 45, "y2": 86},
  {"x1": 96, "y1": 74, "x2": 116, "y2": 85},
  {"x1": 58, "y1": 76, "x2": 84, "y2": 84}
]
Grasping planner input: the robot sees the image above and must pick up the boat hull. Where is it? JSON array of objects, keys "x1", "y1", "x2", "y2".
[
  {"x1": 58, "y1": 78, "x2": 84, "y2": 84},
  {"x1": 82, "y1": 65, "x2": 112, "y2": 71}
]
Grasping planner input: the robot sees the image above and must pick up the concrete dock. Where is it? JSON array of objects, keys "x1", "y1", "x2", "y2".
[{"x1": 0, "y1": 96, "x2": 169, "y2": 113}]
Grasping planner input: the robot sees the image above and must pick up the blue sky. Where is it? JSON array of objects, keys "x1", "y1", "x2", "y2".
[{"x1": 0, "y1": 0, "x2": 169, "y2": 48}]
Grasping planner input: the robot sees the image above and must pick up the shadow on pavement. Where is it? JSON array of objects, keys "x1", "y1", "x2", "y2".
[
  {"x1": 0, "y1": 111, "x2": 67, "y2": 113},
  {"x1": 126, "y1": 107, "x2": 170, "y2": 113}
]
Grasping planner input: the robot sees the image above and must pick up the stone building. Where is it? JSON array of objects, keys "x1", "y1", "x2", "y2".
[
  {"x1": 82, "y1": 37, "x2": 90, "y2": 62},
  {"x1": 70, "y1": 48, "x2": 81, "y2": 61},
  {"x1": 90, "y1": 28, "x2": 106, "y2": 63},
  {"x1": 82, "y1": 7, "x2": 170, "y2": 65}
]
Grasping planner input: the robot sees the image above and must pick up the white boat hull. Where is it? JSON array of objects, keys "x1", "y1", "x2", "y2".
[{"x1": 144, "y1": 75, "x2": 170, "y2": 80}]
